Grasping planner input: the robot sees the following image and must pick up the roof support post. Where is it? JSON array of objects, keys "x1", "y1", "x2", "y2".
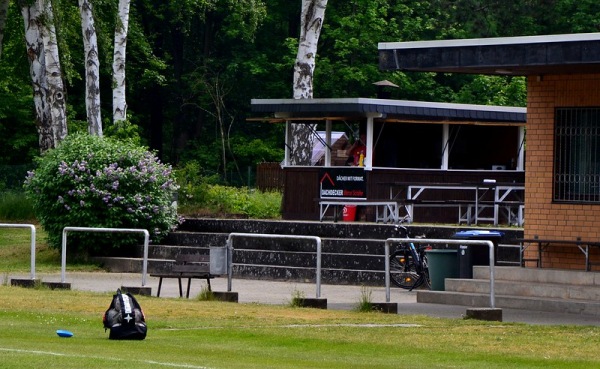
[
  {"x1": 441, "y1": 123, "x2": 449, "y2": 170},
  {"x1": 284, "y1": 120, "x2": 291, "y2": 166},
  {"x1": 325, "y1": 119, "x2": 332, "y2": 166},
  {"x1": 517, "y1": 126, "x2": 525, "y2": 171},
  {"x1": 365, "y1": 113, "x2": 381, "y2": 170}
]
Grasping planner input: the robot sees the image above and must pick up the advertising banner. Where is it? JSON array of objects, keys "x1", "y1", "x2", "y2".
[{"x1": 319, "y1": 167, "x2": 366, "y2": 199}]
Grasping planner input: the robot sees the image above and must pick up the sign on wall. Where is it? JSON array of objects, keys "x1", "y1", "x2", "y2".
[{"x1": 319, "y1": 167, "x2": 366, "y2": 199}]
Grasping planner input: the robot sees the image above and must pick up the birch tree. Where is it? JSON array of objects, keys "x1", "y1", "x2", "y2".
[
  {"x1": 290, "y1": 0, "x2": 328, "y2": 165},
  {"x1": 20, "y1": 0, "x2": 52, "y2": 151},
  {"x1": 0, "y1": 0, "x2": 8, "y2": 59},
  {"x1": 113, "y1": 0, "x2": 130, "y2": 124},
  {"x1": 19, "y1": 0, "x2": 67, "y2": 152},
  {"x1": 79, "y1": 0, "x2": 102, "y2": 135},
  {"x1": 41, "y1": 0, "x2": 67, "y2": 143}
]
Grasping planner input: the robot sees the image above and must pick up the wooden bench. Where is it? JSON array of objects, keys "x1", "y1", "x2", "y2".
[
  {"x1": 318, "y1": 199, "x2": 408, "y2": 223},
  {"x1": 516, "y1": 237, "x2": 600, "y2": 270},
  {"x1": 150, "y1": 254, "x2": 215, "y2": 298}
]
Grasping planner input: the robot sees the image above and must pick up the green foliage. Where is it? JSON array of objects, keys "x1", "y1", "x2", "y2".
[
  {"x1": 354, "y1": 285, "x2": 374, "y2": 313},
  {"x1": 0, "y1": 191, "x2": 35, "y2": 221},
  {"x1": 175, "y1": 160, "x2": 281, "y2": 219},
  {"x1": 203, "y1": 185, "x2": 281, "y2": 219},
  {"x1": 104, "y1": 120, "x2": 143, "y2": 146},
  {"x1": 288, "y1": 288, "x2": 306, "y2": 308},
  {"x1": 456, "y1": 75, "x2": 527, "y2": 107},
  {"x1": 196, "y1": 285, "x2": 216, "y2": 301},
  {"x1": 23, "y1": 133, "x2": 180, "y2": 255}
]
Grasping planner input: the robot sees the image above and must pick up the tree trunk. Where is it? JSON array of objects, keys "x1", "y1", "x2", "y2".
[
  {"x1": 0, "y1": 0, "x2": 8, "y2": 60},
  {"x1": 112, "y1": 0, "x2": 130, "y2": 123},
  {"x1": 41, "y1": 0, "x2": 67, "y2": 144},
  {"x1": 20, "y1": 1, "x2": 52, "y2": 152},
  {"x1": 290, "y1": 0, "x2": 328, "y2": 165},
  {"x1": 79, "y1": 0, "x2": 102, "y2": 136}
]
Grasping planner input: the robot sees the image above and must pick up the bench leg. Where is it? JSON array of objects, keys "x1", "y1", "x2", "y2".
[
  {"x1": 157, "y1": 277, "x2": 163, "y2": 297},
  {"x1": 206, "y1": 278, "x2": 212, "y2": 292},
  {"x1": 186, "y1": 278, "x2": 192, "y2": 298},
  {"x1": 177, "y1": 278, "x2": 183, "y2": 297}
]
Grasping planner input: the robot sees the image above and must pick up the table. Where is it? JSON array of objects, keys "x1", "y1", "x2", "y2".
[
  {"x1": 516, "y1": 237, "x2": 600, "y2": 271},
  {"x1": 383, "y1": 181, "x2": 524, "y2": 225}
]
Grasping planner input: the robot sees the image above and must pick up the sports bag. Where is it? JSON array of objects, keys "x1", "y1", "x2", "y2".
[{"x1": 103, "y1": 289, "x2": 147, "y2": 340}]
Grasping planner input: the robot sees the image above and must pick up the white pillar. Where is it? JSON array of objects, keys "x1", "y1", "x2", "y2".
[
  {"x1": 284, "y1": 120, "x2": 291, "y2": 166},
  {"x1": 517, "y1": 126, "x2": 525, "y2": 171},
  {"x1": 441, "y1": 124, "x2": 449, "y2": 170},
  {"x1": 365, "y1": 114, "x2": 380, "y2": 170},
  {"x1": 325, "y1": 119, "x2": 332, "y2": 166}
]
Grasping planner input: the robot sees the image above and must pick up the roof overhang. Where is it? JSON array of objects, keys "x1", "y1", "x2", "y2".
[
  {"x1": 250, "y1": 98, "x2": 526, "y2": 126},
  {"x1": 379, "y1": 32, "x2": 600, "y2": 76}
]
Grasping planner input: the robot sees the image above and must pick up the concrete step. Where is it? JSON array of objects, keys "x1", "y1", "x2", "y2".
[
  {"x1": 416, "y1": 290, "x2": 600, "y2": 316},
  {"x1": 445, "y1": 278, "x2": 600, "y2": 301},
  {"x1": 473, "y1": 266, "x2": 600, "y2": 287}
]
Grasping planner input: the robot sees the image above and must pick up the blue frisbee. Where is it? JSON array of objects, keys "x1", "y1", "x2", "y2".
[{"x1": 56, "y1": 329, "x2": 74, "y2": 338}]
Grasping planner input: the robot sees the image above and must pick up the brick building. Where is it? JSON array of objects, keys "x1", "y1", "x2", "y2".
[{"x1": 380, "y1": 33, "x2": 600, "y2": 270}]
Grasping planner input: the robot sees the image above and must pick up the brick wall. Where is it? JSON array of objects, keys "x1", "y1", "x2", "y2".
[{"x1": 525, "y1": 74, "x2": 600, "y2": 269}]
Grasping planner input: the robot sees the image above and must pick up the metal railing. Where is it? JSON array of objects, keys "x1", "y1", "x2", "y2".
[
  {"x1": 61, "y1": 227, "x2": 149, "y2": 286},
  {"x1": 384, "y1": 238, "x2": 496, "y2": 308},
  {"x1": 226, "y1": 233, "x2": 323, "y2": 298},
  {"x1": 0, "y1": 223, "x2": 36, "y2": 280}
]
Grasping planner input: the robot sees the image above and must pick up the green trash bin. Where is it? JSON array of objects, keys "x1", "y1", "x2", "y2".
[{"x1": 425, "y1": 249, "x2": 459, "y2": 291}]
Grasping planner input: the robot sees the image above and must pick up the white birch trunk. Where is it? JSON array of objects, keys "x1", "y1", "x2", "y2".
[
  {"x1": 79, "y1": 0, "x2": 102, "y2": 135},
  {"x1": 290, "y1": 0, "x2": 328, "y2": 165},
  {"x1": 20, "y1": 1, "x2": 53, "y2": 152},
  {"x1": 41, "y1": 0, "x2": 67, "y2": 143},
  {"x1": 112, "y1": 0, "x2": 130, "y2": 123},
  {"x1": 0, "y1": 0, "x2": 9, "y2": 59}
]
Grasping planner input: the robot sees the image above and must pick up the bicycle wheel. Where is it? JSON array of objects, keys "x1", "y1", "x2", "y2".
[{"x1": 389, "y1": 251, "x2": 419, "y2": 289}]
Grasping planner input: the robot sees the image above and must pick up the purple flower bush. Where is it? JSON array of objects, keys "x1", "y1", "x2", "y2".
[{"x1": 24, "y1": 134, "x2": 181, "y2": 255}]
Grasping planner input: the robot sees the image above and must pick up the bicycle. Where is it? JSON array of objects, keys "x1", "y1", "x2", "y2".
[{"x1": 388, "y1": 226, "x2": 431, "y2": 291}]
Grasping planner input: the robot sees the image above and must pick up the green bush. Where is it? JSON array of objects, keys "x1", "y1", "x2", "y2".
[
  {"x1": 24, "y1": 133, "x2": 180, "y2": 255},
  {"x1": 204, "y1": 185, "x2": 281, "y2": 219}
]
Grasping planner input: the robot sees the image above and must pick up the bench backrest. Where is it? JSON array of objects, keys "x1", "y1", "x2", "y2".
[{"x1": 171, "y1": 254, "x2": 210, "y2": 274}]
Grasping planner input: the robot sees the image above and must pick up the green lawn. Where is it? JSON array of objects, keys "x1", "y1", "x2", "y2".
[
  {"x1": 3, "y1": 225, "x2": 600, "y2": 368},
  {"x1": 0, "y1": 226, "x2": 102, "y2": 274},
  {"x1": 1, "y1": 286, "x2": 600, "y2": 369}
]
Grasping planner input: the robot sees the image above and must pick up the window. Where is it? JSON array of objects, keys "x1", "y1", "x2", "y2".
[{"x1": 554, "y1": 107, "x2": 600, "y2": 202}]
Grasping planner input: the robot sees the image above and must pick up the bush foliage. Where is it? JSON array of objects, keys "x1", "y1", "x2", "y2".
[
  {"x1": 24, "y1": 134, "x2": 180, "y2": 254},
  {"x1": 175, "y1": 160, "x2": 282, "y2": 219}
]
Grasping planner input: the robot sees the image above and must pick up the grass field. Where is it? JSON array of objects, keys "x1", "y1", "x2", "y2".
[
  {"x1": 3, "y1": 225, "x2": 600, "y2": 368},
  {"x1": 1, "y1": 286, "x2": 600, "y2": 369}
]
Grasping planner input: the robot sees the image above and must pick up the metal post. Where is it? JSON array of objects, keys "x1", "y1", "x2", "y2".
[
  {"x1": 384, "y1": 238, "x2": 496, "y2": 308},
  {"x1": 226, "y1": 233, "x2": 323, "y2": 299},
  {"x1": 61, "y1": 227, "x2": 149, "y2": 286},
  {"x1": 0, "y1": 224, "x2": 36, "y2": 280}
]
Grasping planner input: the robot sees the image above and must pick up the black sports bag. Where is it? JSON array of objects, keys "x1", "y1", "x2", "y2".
[{"x1": 103, "y1": 289, "x2": 147, "y2": 340}]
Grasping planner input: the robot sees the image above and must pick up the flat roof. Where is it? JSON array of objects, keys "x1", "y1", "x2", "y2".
[
  {"x1": 379, "y1": 32, "x2": 600, "y2": 75},
  {"x1": 250, "y1": 98, "x2": 526, "y2": 125}
]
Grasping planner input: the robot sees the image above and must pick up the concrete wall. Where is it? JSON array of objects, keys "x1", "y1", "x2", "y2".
[{"x1": 525, "y1": 74, "x2": 600, "y2": 269}]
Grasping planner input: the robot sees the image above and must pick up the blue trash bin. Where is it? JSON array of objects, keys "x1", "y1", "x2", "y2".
[{"x1": 453, "y1": 230, "x2": 503, "y2": 278}]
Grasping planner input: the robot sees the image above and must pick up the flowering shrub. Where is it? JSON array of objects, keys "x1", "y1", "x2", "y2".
[{"x1": 24, "y1": 134, "x2": 180, "y2": 255}]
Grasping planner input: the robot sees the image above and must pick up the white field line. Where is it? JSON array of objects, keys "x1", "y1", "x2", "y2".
[
  {"x1": 161, "y1": 323, "x2": 422, "y2": 331},
  {"x1": 0, "y1": 347, "x2": 212, "y2": 369}
]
